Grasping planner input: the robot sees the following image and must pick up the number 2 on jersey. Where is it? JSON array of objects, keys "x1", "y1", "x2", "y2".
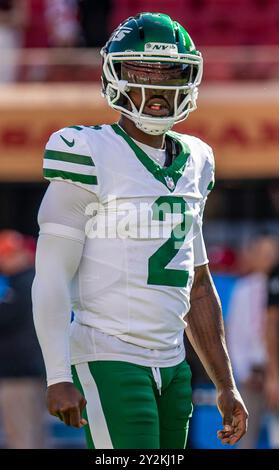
[{"x1": 148, "y1": 196, "x2": 193, "y2": 287}]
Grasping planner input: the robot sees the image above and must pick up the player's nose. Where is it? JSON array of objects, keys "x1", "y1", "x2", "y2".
[{"x1": 146, "y1": 88, "x2": 167, "y2": 97}]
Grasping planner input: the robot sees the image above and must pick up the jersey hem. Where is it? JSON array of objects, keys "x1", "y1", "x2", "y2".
[
  {"x1": 194, "y1": 259, "x2": 209, "y2": 267},
  {"x1": 70, "y1": 350, "x2": 186, "y2": 368}
]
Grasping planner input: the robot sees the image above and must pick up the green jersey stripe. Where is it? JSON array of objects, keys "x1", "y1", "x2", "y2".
[
  {"x1": 44, "y1": 149, "x2": 94, "y2": 166},
  {"x1": 68, "y1": 125, "x2": 83, "y2": 131},
  {"x1": 43, "y1": 169, "x2": 98, "y2": 185},
  {"x1": 207, "y1": 180, "x2": 215, "y2": 191}
]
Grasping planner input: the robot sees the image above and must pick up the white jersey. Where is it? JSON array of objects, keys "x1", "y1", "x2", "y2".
[{"x1": 43, "y1": 123, "x2": 214, "y2": 362}]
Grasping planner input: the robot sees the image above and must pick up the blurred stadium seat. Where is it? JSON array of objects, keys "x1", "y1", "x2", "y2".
[{"x1": 108, "y1": 0, "x2": 279, "y2": 47}]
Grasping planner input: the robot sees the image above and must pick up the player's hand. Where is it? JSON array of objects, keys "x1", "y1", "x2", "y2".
[
  {"x1": 47, "y1": 382, "x2": 88, "y2": 428},
  {"x1": 216, "y1": 387, "x2": 248, "y2": 446}
]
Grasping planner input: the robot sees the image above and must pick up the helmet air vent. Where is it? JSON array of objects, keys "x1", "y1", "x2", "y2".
[
  {"x1": 174, "y1": 26, "x2": 180, "y2": 43},
  {"x1": 138, "y1": 26, "x2": 145, "y2": 40}
]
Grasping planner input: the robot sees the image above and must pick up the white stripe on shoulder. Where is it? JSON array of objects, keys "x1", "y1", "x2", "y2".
[
  {"x1": 43, "y1": 159, "x2": 97, "y2": 176},
  {"x1": 75, "y1": 363, "x2": 113, "y2": 449},
  {"x1": 39, "y1": 223, "x2": 85, "y2": 243}
]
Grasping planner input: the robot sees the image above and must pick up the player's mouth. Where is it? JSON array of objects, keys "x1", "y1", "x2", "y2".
[{"x1": 144, "y1": 97, "x2": 171, "y2": 117}]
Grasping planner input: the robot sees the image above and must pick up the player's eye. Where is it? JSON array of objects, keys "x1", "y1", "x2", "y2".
[
  {"x1": 119, "y1": 61, "x2": 199, "y2": 87},
  {"x1": 179, "y1": 64, "x2": 198, "y2": 84}
]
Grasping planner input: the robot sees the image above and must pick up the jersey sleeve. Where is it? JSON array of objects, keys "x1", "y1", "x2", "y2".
[
  {"x1": 200, "y1": 141, "x2": 215, "y2": 200},
  {"x1": 193, "y1": 200, "x2": 208, "y2": 266},
  {"x1": 43, "y1": 126, "x2": 98, "y2": 194},
  {"x1": 193, "y1": 140, "x2": 215, "y2": 267},
  {"x1": 38, "y1": 180, "x2": 98, "y2": 243}
]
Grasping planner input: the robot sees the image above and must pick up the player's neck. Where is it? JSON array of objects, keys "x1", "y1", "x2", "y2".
[{"x1": 118, "y1": 117, "x2": 165, "y2": 149}]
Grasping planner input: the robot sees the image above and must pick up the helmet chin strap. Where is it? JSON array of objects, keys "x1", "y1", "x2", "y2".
[
  {"x1": 134, "y1": 117, "x2": 174, "y2": 135},
  {"x1": 121, "y1": 110, "x2": 173, "y2": 135}
]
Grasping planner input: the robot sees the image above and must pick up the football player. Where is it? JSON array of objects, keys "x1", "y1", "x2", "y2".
[{"x1": 32, "y1": 13, "x2": 248, "y2": 448}]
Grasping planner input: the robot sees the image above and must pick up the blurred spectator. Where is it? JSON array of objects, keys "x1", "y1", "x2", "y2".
[
  {"x1": 0, "y1": 0, "x2": 28, "y2": 82},
  {"x1": 78, "y1": 0, "x2": 111, "y2": 47},
  {"x1": 226, "y1": 234, "x2": 279, "y2": 449},
  {"x1": 23, "y1": 0, "x2": 48, "y2": 48},
  {"x1": 207, "y1": 244, "x2": 238, "y2": 274},
  {"x1": 24, "y1": 0, "x2": 79, "y2": 48},
  {"x1": 22, "y1": 0, "x2": 80, "y2": 81},
  {"x1": 265, "y1": 263, "x2": 279, "y2": 448},
  {"x1": 0, "y1": 230, "x2": 46, "y2": 449},
  {"x1": 46, "y1": 0, "x2": 80, "y2": 47},
  {"x1": 268, "y1": 183, "x2": 279, "y2": 218}
]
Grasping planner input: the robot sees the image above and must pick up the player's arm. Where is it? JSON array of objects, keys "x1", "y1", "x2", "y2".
[
  {"x1": 265, "y1": 305, "x2": 279, "y2": 408},
  {"x1": 32, "y1": 181, "x2": 96, "y2": 428},
  {"x1": 265, "y1": 267, "x2": 279, "y2": 409},
  {"x1": 33, "y1": 126, "x2": 99, "y2": 427},
  {"x1": 185, "y1": 264, "x2": 248, "y2": 445}
]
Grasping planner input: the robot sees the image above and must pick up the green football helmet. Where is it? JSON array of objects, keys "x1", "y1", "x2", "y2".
[{"x1": 101, "y1": 12, "x2": 203, "y2": 135}]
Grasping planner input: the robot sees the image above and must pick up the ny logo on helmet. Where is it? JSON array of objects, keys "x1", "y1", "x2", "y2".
[
  {"x1": 144, "y1": 43, "x2": 178, "y2": 53},
  {"x1": 112, "y1": 27, "x2": 133, "y2": 42}
]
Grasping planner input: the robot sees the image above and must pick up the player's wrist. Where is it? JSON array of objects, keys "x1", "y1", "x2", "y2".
[
  {"x1": 215, "y1": 379, "x2": 237, "y2": 393},
  {"x1": 47, "y1": 377, "x2": 73, "y2": 387}
]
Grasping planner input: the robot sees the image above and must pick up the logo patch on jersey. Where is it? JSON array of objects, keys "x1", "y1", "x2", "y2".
[
  {"x1": 164, "y1": 176, "x2": 175, "y2": 190},
  {"x1": 144, "y1": 43, "x2": 178, "y2": 54},
  {"x1": 60, "y1": 135, "x2": 75, "y2": 147}
]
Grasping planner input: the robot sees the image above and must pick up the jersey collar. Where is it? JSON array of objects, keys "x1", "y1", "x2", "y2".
[{"x1": 111, "y1": 123, "x2": 190, "y2": 192}]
